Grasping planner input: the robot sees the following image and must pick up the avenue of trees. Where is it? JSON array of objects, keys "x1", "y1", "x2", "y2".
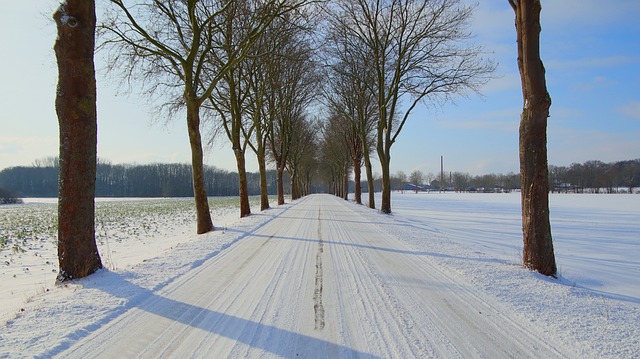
[
  {"x1": 49, "y1": 0, "x2": 585, "y2": 279},
  {"x1": 99, "y1": 0, "x2": 319, "y2": 232}
]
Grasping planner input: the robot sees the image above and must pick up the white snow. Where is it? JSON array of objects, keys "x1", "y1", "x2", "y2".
[{"x1": 0, "y1": 193, "x2": 638, "y2": 358}]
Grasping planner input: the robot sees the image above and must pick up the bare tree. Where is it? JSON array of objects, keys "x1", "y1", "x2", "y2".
[
  {"x1": 287, "y1": 116, "x2": 317, "y2": 200},
  {"x1": 265, "y1": 28, "x2": 319, "y2": 205},
  {"x1": 54, "y1": 0, "x2": 103, "y2": 282},
  {"x1": 319, "y1": 112, "x2": 353, "y2": 198},
  {"x1": 244, "y1": 8, "x2": 318, "y2": 210},
  {"x1": 331, "y1": 0, "x2": 494, "y2": 213},
  {"x1": 322, "y1": 86, "x2": 364, "y2": 203},
  {"x1": 206, "y1": 0, "x2": 261, "y2": 218},
  {"x1": 100, "y1": 0, "x2": 312, "y2": 232},
  {"x1": 509, "y1": 0, "x2": 556, "y2": 277},
  {"x1": 100, "y1": 1, "x2": 225, "y2": 233},
  {"x1": 409, "y1": 170, "x2": 424, "y2": 193},
  {"x1": 244, "y1": 25, "x2": 280, "y2": 211},
  {"x1": 324, "y1": 53, "x2": 378, "y2": 206},
  {"x1": 394, "y1": 170, "x2": 407, "y2": 192},
  {"x1": 329, "y1": 1, "x2": 385, "y2": 198}
]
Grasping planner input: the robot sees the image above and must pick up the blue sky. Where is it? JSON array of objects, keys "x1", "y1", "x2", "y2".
[{"x1": 1, "y1": 1, "x2": 639, "y2": 176}]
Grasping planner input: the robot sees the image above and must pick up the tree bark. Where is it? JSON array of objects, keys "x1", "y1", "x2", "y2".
[
  {"x1": 510, "y1": 0, "x2": 557, "y2": 277},
  {"x1": 363, "y1": 147, "x2": 376, "y2": 209},
  {"x1": 186, "y1": 98, "x2": 214, "y2": 234},
  {"x1": 257, "y1": 151, "x2": 270, "y2": 211},
  {"x1": 54, "y1": 0, "x2": 103, "y2": 282},
  {"x1": 378, "y1": 140, "x2": 392, "y2": 214},
  {"x1": 353, "y1": 141, "x2": 362, "y2": 204},
  {"x1": 343, "y1": 164, "x2": 349, "y2": 201},
  {"x1": 276, "y1": 165, "x2": 285, "y2": 205},
  {"x1": 235, "y1": 148, "x2": 251, "y2": 217},
  {"x1": 290, "y1": 169, "x2": 299, "y2": 200},
  {"x1": 364, "y1": 155, "x2": 376, "y2": 209}
]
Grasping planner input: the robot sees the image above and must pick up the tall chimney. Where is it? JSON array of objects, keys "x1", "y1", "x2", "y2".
[{"x1": 440, "y1": 156, "x2": 444, "y2": 191}]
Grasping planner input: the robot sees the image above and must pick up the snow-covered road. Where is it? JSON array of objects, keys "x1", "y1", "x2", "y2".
[{"x1": 60, "y1": 194, "x2": 570, "y2": 358}]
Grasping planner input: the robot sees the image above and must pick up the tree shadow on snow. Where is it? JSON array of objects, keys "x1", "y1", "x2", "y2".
[{"x1": 40, "y1": 270, "x2": 381, "y2": 358}]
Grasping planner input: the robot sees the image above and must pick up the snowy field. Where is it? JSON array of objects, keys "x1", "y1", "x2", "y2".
[
  {"x1": 0, "y1": 197, "x2": 256, "y2": 320},
  {"x1": 0, "y1": 192, "x2": 638, "y2": 357},
  {"x1": 385, "y1": 192, "x2": 640, "y2": 302}
]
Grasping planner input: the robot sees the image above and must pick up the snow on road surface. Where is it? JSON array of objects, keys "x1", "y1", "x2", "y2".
[
  {"x1": 1, "y1": 194, "x2": 638, "y2": 358},
  {"x1": 56, "y1": 195, "x2": 569, "y2": 358}
]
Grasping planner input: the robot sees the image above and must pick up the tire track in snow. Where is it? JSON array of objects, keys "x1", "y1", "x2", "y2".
[
  {"x1": 314, "y1": 206, "x2": 325, "y2": 330},
  {"x1": 55, "y1": 194, "x2": 573, "y2": 358},
  {"x1": 322, "y1": 195, "x2": 570, "y2": 358}
]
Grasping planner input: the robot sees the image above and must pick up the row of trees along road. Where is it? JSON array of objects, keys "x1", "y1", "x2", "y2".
[
  {"x1": 53, "y1": 0, "x2": 319, "y2": 281},
  {"x1": 319, "y1": 0, "x2": 495, "y2": 213},
  {"x1": 100, "y1": 0, "x2": 319, "y2": 233},
  {"x1": 53, "y1": 0, "x2": 557, "y2": 281}
]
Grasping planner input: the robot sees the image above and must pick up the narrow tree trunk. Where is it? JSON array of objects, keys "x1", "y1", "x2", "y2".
[
  {"x1": 186, "y1": 99, "x2": 214, "y2": 234},
  {"x1": 54, "y1": 0, "x2": 102, "y2": 282},
  {"x1": 290, "y1": 169, "x2": 298, "y2": 200},
  {"x1": 363, "y1": 150, "x2": 375, "y2": 209},
  {"x1": 257, "y1": 151, "x2": 270, "y2": 211},
  {"x1": 343, "y1": 165, "x2": 349, "y2": 201},
  {"x1": 511, "y1": 0, "x2": 557, "y2": 277},
  {"x1": 235, "y1": 148, "x2": 251, "y2": 217},
  {"x1": 353, "y1": 152, "x2": 362, "y2": 204},
  {"x1": 276, "y1": 165, "x2": 285, "y2": 205},
  {"x1": 379, "y1": 144, "x2": 392, "y2": 214}
]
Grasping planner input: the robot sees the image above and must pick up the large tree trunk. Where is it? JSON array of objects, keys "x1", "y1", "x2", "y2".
[
  {"x1": 511, "y1": 0, "x2": 557, "y2": 277},
  {"x1": 54, "y1": 0, "x2": 102, "y2": 282},
  {"x1": 186, "y1": 99, "x2": 214, "y2": 234}
]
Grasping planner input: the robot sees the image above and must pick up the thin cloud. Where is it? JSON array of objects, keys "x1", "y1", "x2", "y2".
[
  {"x1": 543, "y1": 0, "x2": 640, "y2": 27},
  {"x1": 617, "y1": 100, "x2": 640, "y2": 120},
  {"x1": 437, "y1": 109, "x2": 519, "y2": 132},
  {"x1": 568, "y1": 75, "x2": 618, "y2": 93},
  {"x1": 548, "y1": 127, "x2": 640, "y2": 166},
  {"x1": 547, "y1": 56, "x2": 637, "y2": 71},
  {"x1": 0, "y1": 136, "x2": 57, "y2": 169},
  {"x1": 481, "y1": 72, "x2": 521, "y2": 94}
]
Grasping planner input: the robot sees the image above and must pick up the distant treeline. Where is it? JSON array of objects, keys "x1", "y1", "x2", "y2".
[
  {"x1": 401, "y1": 158, "x2": 640, "y2": 193},
  {"x1": 0, "y1": 160, "x2": 290, "y2": 198},
  {"x1": 1, "y1": 158, "x2": 638, "y2": 198},
  {"x1": 549, "y1": 159, "x2": 640, "y2": 193}
]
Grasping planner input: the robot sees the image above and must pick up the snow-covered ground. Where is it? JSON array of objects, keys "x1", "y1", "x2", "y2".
[
  {"x1": 0, "y1": 197, "x2": 248, "y2": 321},
  {"x1": 386, "y1": 192, "x2": 640, "y2": 302},
  {"x1": 0, "y1": 193, "x2": 638, "y2": 357}
]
